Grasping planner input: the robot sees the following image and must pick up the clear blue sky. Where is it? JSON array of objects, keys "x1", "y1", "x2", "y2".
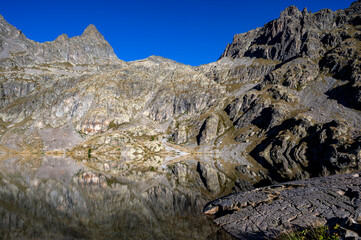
[{"x1": 0, "y1": 0, "x2": 354, "y2": 66}]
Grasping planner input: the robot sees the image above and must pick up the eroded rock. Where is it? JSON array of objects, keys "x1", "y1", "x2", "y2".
[{"x1": 204, "y1": 172, "x2": 361, "y2": 239}]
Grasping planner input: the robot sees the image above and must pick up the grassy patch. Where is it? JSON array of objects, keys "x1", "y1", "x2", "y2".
[
  {"x1": 106, "y1": 176, "x2": 119, "y2": 187},
  {"x1": 88, "y1": 148, "x2": 92, "y2": 159},
  {"x1": 277, "y1": 225, "x2": 340, "y2": 240},
  {"x1": 108, "y1": 120, "x2": 121, "y2": 130}
]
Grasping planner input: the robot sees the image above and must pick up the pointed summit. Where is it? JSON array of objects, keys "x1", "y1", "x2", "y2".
[
  {"x1": 55, "y1": 33, "x2": 69, "y2": 42},
  {"x1": 280, "y1": 5, "x2": 302, "y2": 18},
  {"x1": 81, "y1": 24, "x2": 105, "y2": 41},
  {"x1": 346, "y1": 0, "x2": 361, "y2": 15}
]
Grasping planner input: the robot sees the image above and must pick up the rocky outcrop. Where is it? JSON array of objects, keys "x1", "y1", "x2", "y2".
[
  {"x1": 196, "y1": 57, "x2": 276, "y2": 85},
  {"x1": 197, "y1": 114, "x2": 220, "y2": 145},
  {"x1": 321, "y1": 38, "x2": 361, "y2": 110},
  {"x1": 197, "y1": 162, "x2": 221, "y2": 193},
  {"x1": 225, "y1": 93, "x2": 271, "y2": 129},
  {"x1": 171, "y1": 121, "x2": 188, "y2": 144},
  {"x1": 204, "y1": 172, "x2": 361, "y2": 240},
  {"x1": 224, "y1": 92, "x2": 291, "y2": 132},
  {"x1": 0, "y1": 16, "x2": 118, "y2": 67},
  {"x1": 0, "y1": 78, "x2": 37, "y2": 109},
  {"x1": 251, "y1": 117, "x2": 361, "y2": 181},
  {"x1": 219, "y1": 0, "x2": 361, "y2": 111},
  {"x1": 220, "y1": 1, "x2": 361, "y2": 62},
  {"x1": 267, "y1": 85, "x2": 298, "y2": 102},
  {"x1": 257, "y1": 57, "x2": 319, "y2": 90}
]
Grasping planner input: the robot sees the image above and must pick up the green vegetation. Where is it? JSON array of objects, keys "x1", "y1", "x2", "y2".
[
  {"x1": 108, "y1": 120, "x2": 120, "y2": 130},
  {"x1": 77, "y1": 130, "x2": 86, "y2": 137},
  {"x1": 88, "y1": 148, "x2": 92, "y2": 159},
  {"x1": 277, "y1": 225, "x2": 340, "y2": 240},
  {"x1": 106, "y1": 176, "x2": 119, "y2": 187}
]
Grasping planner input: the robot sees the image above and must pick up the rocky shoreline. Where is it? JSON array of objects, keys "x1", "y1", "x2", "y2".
[{"x1": 205, "y1": 172, "x2": 361, "y2": 239}]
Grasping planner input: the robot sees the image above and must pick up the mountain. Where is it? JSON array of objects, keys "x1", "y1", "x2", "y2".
[
  {"x1": 0, "y1": 15, "x2": 118, "y2": 66},
  {"x1": 220, "y1": 0, "x2": 361, "y2": 110},
  {"x1": 0, "y1": 1, "x2": 360, "y2": 239}
]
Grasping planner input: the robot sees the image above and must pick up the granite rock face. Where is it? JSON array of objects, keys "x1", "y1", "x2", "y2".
[
  {"x1": 197, "y1": 114, "x2": 220, "y2": 145},
  {"x1": 221, "y1": 1, "x2": 360, "y2": 62},
  {"x1": 0, "y1": 16, "x2": 118, "y2": 66},
  {"x1": 251, "y1": 117, "x2": 361, "y2": 181},
  {"x1": 220, "y1": 0, "x2": 361, "y2": 110},
  {"x1": 257, "y1": 57, "x2": 319, "y2": 90},
  {"x1": 204, "y1": 172, "x2": 361, "y2": 239}
]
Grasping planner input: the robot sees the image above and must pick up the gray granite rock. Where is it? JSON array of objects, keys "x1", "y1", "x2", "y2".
[{"x1": 204, "y1": 172, "x2": 361, "y2": 239}]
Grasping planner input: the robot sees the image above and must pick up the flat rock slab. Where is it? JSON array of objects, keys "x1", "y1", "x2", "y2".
[{"x1": 204, "y1": 172, "x2": 361, "y2": 239}]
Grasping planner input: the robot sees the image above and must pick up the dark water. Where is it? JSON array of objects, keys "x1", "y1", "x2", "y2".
[{"x1": 0, "y1": 155, "x2": 233, "y2": 239}]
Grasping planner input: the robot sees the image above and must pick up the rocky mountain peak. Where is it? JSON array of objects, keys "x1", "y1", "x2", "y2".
[
  {"x1": 0, "y1": 18, "x2": 118, "y2": 66},
  {"x1": 0, "y1": 14, "x2": 19, "y2": 36},
  {"x1": 280, "y1": 5, "x2": 302, "y2": 18},
  {"x1": 0, "y1": 15, "x2": 9, "y2": 28},
  {"x1": 54, "y1": 33, "x2": 69, "y2": 42},
  {"x1": 81, "y1": 24, "x2": 105, "y2": 41},
  {"x1": 347, "y1": 0, "x2": 361, "y2": 14},
  {"x1": 351, "y1": 0, "x2": 361, "y2": 8},
  {"x1": 302, "y1": 7, "x2": 308, "y2": 15},
  {"x1": 220, "y1": 0, "x2": 361, "y2": 62}
]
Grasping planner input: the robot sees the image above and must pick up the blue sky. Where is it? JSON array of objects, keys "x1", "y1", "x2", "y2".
[{"x1": 0, "y1": 0, "x2": 354, "y2": 66}]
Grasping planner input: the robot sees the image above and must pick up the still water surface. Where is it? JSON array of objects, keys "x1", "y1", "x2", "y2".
[{"x1": 0, "y1": 155, "x2": 231, "y2": 239}]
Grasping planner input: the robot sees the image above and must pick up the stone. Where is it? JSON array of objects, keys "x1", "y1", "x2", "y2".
[
  {"x1": 196, "y1": 162, "x2": 220, "y2": 193},
  {"x1": 172, "y1": 121, "x2": 188, "y2": 144},
  {"x1": 197, "y1": 114, "x2": 220, "y2": 145},
  {"x1": 258, "y1": 58, "x2": 319, "y2": 90},
  {"x1": 204, "y1": 172, "x2": 361, "y2": 240}
]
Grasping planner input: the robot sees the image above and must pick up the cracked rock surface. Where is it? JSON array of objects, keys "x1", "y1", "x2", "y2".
[{"x1": 204, "y1": 172, "x2": 361, "y2": 239}]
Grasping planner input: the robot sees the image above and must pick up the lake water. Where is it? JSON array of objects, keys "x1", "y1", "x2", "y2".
[{"x1": 0, "y1": 155, "x2": 233, "y2": 239}]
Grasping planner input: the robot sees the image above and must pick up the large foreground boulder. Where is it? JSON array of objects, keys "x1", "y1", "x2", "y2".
[{"x1": 204, "y1": 172, "x2": 361, "y2": 239}]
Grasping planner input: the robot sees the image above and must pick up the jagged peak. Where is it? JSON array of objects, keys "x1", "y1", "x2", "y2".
[
  {"x1": 302, "y1": 7, "x2": 309, "y2": 15},
  {"x1": 55, "y1": 33, "x2": 69, "y2": 42},
  {"x1": 0, "y1": 14, "x2": 27, "y2": 39},
  {"x1": 81, "y1": 24, "x2": 105, "y2": 41},
  {"x1": 347, "y1": 0, "x2": 361, "y2": 14},
  {"x1": 280, "y1": 5, "x2": 302, "y2": 18},
  {"x1": 0, "y1": 14, "x2": 12, "y2": 27}
]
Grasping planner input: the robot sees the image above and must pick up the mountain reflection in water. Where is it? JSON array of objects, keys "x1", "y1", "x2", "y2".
[{"x1": 0, "y1": 155, "x2": 232, "y2": 239}]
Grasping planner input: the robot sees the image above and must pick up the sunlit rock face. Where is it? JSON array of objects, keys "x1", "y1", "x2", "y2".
[{"x1": 0, "y1": 1, "x2": 361, "y2": 239}]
